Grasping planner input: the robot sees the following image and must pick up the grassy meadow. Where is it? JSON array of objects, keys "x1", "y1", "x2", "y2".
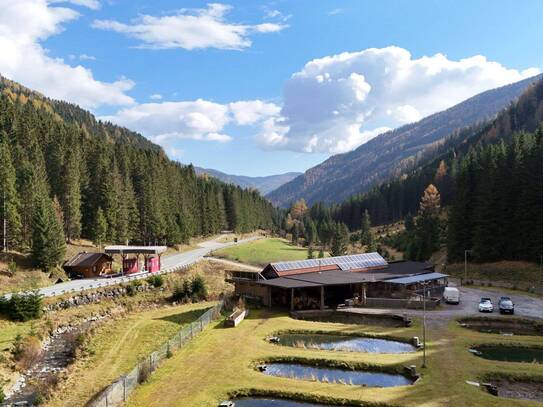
[
  {"x1": 47, "y1": 302, "x2": 213, "y2": 407},
  {"x1": 213, "y1": 238, "x2": 313, "y2": 267}
]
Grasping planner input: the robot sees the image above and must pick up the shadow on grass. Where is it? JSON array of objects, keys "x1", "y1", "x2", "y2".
[{"x1": 155, "y1": 307, "x2": 211, "y2": 325}]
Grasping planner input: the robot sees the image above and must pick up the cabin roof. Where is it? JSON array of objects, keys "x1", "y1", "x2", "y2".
[{"x1": 64, "y1": 252, "x2": 113, "y2": 269}]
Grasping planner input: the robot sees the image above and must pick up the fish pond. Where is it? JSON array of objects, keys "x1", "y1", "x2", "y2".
[
  {"x1": 261, "y1": 363, "x2": 414, "y2": 387},
  {"x1": 234, "y1": 399, "x2": 340, "y2": 407},
  {"x1": 459, "y1": 318, "x2": 543, "y2": 336},
  {"x1": 473, "y1": 346, "x2": 543, "y2": 363},
  {"x1": 275, "y1": 333, "x2": 416, "y2": 353}
]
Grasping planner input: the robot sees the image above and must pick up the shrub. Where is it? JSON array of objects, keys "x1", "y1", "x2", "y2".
[
  {"x1": 190, "y1": 275, "x2": 208, "y2": 301},
  {"x1": 126, "y1": 280, "x2": 143, "y2": 296},
  {"x1": 171, "y1": 281, "x2": 188, "y2": 302},
  {"x1": 138, "y1": 360, "x2": 152, "y2": 384},
  {"x1": 0, "y1": 291, "x2": 43, "y2": 321},
  {"x1": 0, "y1": 388, "x2": 5, "y2": 403},
  {"x1": 146, "y1": 274, "x2": 164, "y2": 288},
  {"x1": 12, "y1": 335, "x2": 42, "y2": 370}
]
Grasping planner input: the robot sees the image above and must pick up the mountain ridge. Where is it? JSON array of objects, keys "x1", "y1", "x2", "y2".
[
  {"x1": 194, "y1": 167, "x2": 301, "y2": 195},
  {"x1": 267, "y1": 74, "x2": 543, "y2": 207}
]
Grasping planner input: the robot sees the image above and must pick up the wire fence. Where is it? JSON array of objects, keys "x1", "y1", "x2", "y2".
[{"x1": 88, "y1": 300, "x2": 224, "y2": 407}]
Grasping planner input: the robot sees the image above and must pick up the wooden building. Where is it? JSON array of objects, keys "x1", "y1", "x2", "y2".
[
  {"x1": 63, "y1": 252, "x2": 114, "y2": 278},
  {"x1": 231, "y1": 253, "x2": 447, "y2": 310}
]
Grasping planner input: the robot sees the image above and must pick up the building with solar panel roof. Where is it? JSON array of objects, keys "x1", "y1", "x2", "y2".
[{"x1": 230, "y1": 252, "x2": 448, "y2": 311}]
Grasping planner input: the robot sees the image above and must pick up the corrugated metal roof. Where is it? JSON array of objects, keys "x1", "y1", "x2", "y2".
[{"x1": 384, "y1": 272, "x2": 448, "y2": 285}]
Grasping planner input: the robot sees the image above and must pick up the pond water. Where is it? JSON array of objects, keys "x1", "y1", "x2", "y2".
[
  {"x1": 261, "y1": 363, "x2": 413, "y2": 387},
  {"x1": 474, "y1": 346, "x2": 543, "y2": 363},
  {"x1": 459, "y1": 319, "x2": 543, "y2": 336},
  {"x1": 276, "y1": 333, "x2": 416, "y2": 353},
  {"x1": 234, "y1": 399, "x2": 334, "y2": 407}
]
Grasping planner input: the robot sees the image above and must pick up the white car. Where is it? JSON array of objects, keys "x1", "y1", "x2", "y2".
[{"x1": 478, "y1": 298, "x2": 493, "y2": 313}]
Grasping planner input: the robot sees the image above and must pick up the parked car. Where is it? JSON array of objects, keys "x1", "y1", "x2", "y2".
[
  {"x1": 478, "y1": 298, "x2": 494, "y2": 313},
  {"x1": 443, "y1": 287, "x2": 460, "y2": 304},
  {"x1": 498, "y1": 296, "x2": 515, "y2": 314}
]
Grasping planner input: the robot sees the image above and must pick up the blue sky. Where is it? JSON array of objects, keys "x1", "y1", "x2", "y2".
[{"x1": 2, "y1": 0, "x2": 543, "y2": 175}]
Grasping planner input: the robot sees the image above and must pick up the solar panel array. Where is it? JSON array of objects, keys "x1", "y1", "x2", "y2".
[{"x1": 272, "y1": 252, "x2": 387, "y2": 273}]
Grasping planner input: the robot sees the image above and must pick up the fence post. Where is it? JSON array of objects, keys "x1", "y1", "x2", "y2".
[{"x1": 123, "y1": 376, "x2": 127, "y2": 402}]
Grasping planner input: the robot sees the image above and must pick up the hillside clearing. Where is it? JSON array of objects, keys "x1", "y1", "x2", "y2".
[{"x1": 212, "y1": 238, "x2": 312, "y2": 267}]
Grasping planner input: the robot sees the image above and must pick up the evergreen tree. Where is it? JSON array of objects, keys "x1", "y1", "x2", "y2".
[
  {"x1": 408, "y1": 184, "x2": 441, "y2": 261},
  {"x1": 31, "y1": 196, "x2": 66, "y2": 272},
  {"x1": 307, "y1": 246, "x2": 314, "y2": 259},
  {"x1": 0, "y1": 136, "x2": 22, "y2": 249},
  {"x1": 330, "y1": 222, "x2": 349, "y2": 256},
  {"x1": 61, "y1": 146, "x2": 82, "y2": 241},
  {"x1": 93, "y1": 207, "x2": 108, "y2": 248},
  {"x1": 360, "y1": 209, "x2": 373, "y2": 246}
]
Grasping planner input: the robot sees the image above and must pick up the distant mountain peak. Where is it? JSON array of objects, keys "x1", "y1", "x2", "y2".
[{"x1": 194, "y1": 167, "x2": 302, "y2": 195}]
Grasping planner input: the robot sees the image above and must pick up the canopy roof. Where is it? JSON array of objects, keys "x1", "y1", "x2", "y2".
[
  {"x1": 384, "y1": 272, "x2": 448, "y2": 285},
  {"x1": 104, "y1": 245, "x2": 167, "y2": 255},
  {"x1": 64, "y1": 252, "x2": 113, "y2": 268}
]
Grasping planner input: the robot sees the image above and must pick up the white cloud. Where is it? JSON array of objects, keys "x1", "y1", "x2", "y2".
[
  {"x1": 259, "y1": 46, "x2": 540, "y2": 154},
  {"x1": 150, "y1": 93, "x2": 163, "y2": 100},
  {"x1": 101, "y1": 98, "x2": 280, "y2": 152},
  {"x1": 79, "y1": 53, "x2": 96, "y2": 60},
  {"x1": 328, "y1": 8, "x2": 344, "y2": 16},
  {"x1": 229, "y1": 100, "x2": 281, "y2": 125},
  {"x1": 0, "y1": 0, "x2": 133, "y2": 109},
  {"x1": 92, "y1": 3, "x2": 287, "y2": 51},
  {"x1": 60, "y1": 0, "x2": 101, "y2": 10}
]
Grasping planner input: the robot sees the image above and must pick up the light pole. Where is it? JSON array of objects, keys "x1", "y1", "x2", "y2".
[
  {"x1": 464, "y1": 250, "x2": 472, "y2": 285},
  {"x1": 421, "y1": 281, "x2": 428, "y2": 368}
]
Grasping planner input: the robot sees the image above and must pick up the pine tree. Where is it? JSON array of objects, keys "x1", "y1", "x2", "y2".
[
  {"x1": 31, "y1": 196, "x2": 66, "y2": 272},
  {"x1": 93, "y1": 207, "x2": 108, "y2": 248},
  {"x1": 0, "y1": 136, "x2": 22, "y2": 250},
  {"x1": 409, "y1": 184, "x2": 441, "y2": 261},
  {"x1": 330, "y1": 222, "x2": 349, "y2": 256},
  {"x1": 307, "y1": 246, "x2": 314, "y2": 259},
  {"x1": 61, "y1": 146, "x2": 82, "y2": 242},
  {"x1": 360, "y1": 209, "x2": 373, "y2": 246}
]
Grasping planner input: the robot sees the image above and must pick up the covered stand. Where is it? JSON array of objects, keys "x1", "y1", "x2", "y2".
[{"x1": 104, "y1": 245, "x2": 167, "y2": 275}]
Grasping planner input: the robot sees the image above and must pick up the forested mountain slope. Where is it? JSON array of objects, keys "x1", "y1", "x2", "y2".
[
  {"x1": 0, "y1": 76, "x2": 276, "y2": 270},
  {"x1": 194, "y1": 167, "x2": 301, "y2": 195},
  {"x1": 268, "y1": 74, "x2": 543, "y2": 207},
  {"x1": 328, "y1": 77, "x2": 543, "y2": 233}
]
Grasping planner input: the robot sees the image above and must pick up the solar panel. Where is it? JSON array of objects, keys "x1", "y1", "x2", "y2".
[{"x1": 271, "y1": 252, "x2": 387, "y2": 273}]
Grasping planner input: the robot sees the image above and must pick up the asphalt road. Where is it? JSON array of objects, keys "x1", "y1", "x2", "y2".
[{"x1": 8, "y1": 236, "x2": 260, "y2": 299}]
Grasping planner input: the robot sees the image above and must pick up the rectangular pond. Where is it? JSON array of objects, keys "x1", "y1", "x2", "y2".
[
  {"x1": 276, "y1": 333, "x2": 416, "y2": 353},
  {"x1": 234, "y1": 399, "x2": 338, "y2": 407},
  {"x1": 474, "y1": 346, "x2": 543, "y2": 363},
  {"x1": 261, "y1": 363, "x2": 414, "y2": 387}
]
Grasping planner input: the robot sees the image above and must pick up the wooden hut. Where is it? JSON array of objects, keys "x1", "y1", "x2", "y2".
[{"x1": 63, "y1": 252, "x2": 114, "y2": 278}]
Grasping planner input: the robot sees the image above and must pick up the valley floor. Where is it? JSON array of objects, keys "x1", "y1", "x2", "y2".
[{"x1": 124, "y1": 288, "x2": 543, "y2": 407}]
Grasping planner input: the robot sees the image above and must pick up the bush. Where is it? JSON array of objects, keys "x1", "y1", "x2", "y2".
[
  {"x1": 190, "y1": 275, "x2": 208, "y2": 301},
  {"x1": 146, "y1": 274, "x2": 164, "y2": 288},
  {"x1": 0, "y1": 388, "x2": 5, "y2": 403},
  {"x1": 12, "y1": 335, "x2": 42, "y2": 370},
  {"x1": 0, "y1": 291, "x2": 43, "y2": 321},
  {"x1": 171, "y1": 276, "x2": 208, "y2": 302},
  {"x1": 126, "y1": 280, "x2": 143, "y2": 296}
]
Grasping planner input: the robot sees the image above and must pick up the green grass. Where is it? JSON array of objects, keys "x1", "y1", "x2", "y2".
[
  {"x1": 47, "y1": 302, "x2": 213, "y2": 407},
  {"x1": 213, "y1": 238, "x2": 315, "y2": 267},
  {"x1": 125, "y1": 310, "x2": 543, "y2": 407},
  {"x1": 446, "y1": 261, "x2": 542, "y2": 289}
]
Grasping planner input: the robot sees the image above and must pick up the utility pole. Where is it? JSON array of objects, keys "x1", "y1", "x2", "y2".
[
  {"x1": 3, "y1": 190, "x2": 6, "y2": 253},
  {"x1": 463, "y1": 250, "x2": 471, "y2": 285},
  {"x1": 540, "y1": 255, "x2": 542, "y2": 289},
  {"x1": 421, "y1": 281, "x2": 427, "y2": 368}
]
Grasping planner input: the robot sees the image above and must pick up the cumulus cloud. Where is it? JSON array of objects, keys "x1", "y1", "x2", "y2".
[
  {"x1": 0, "y1": 0, "x2": 133, "y2": 109},
  {"x1": 150, "y1": 93, "x2": 163, "y2": 100},
  {"x1": 101, "y1": 98, "x2": 279, "y2": 153},
  {"x1": 92, "y1": 3, "x2": 287, "y2": 51},
  {"x1": 258, "y1": 46, "x2": 540, "y2": 154}
]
